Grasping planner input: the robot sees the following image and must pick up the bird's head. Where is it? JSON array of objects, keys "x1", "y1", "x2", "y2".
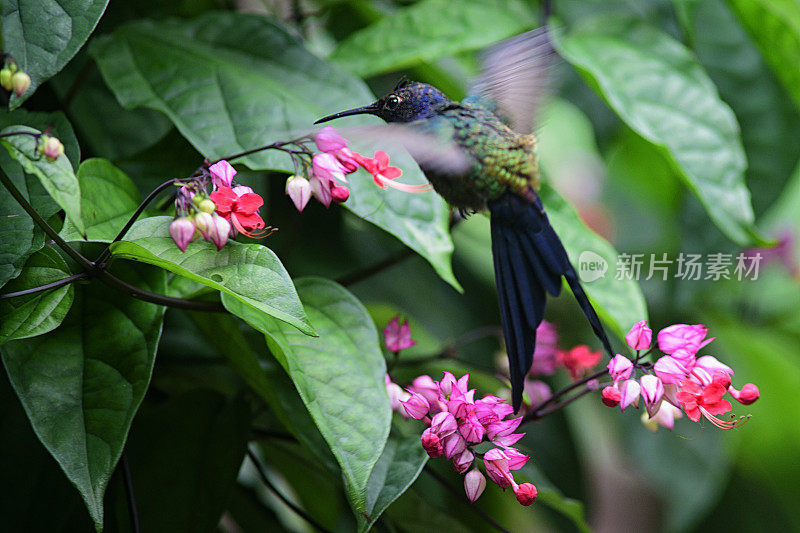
[{"x1": 315, "y1": 79, "x2": 449, "y2": 124}]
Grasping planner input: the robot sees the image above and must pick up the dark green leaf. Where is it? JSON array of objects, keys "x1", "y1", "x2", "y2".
[
  {"x1": 0, "y1": 0, "x2": 109, "y2": 108},
  {"x1": 329, "y1": 0, "x2": 536, "y2": 77},
  {"x1": 0, "y1": 262, "x2": 166, "y2": 529},
  {"x1": 261, "y1": 277, "x2": 391, "y2": 513},
  {"x1": 89, "y1": 12, "x2": 458, "y2": 290},
  {"x1": 724, "y1": 0, "x2": 800, "y2": 114},
  {"x1": 358, "y1": 431, "x2": 429, "y2": 532},
  {"x1": 0, "y1": 109, "x2": 81, "y2": 169},
  {"x1": 0, "y1": 246, "x2": 74, "y2": 344},
  {"x1": 59, "y1": 158, "x2": 140, "y2": 242},
  {"x1": 120, "y1": 391, "x2": 250, "y2": 533},
  {"x1": 110, "y1": 216, "x2": 314, "y2": 335},
  {"x1": 0, "y1": 125, "x2": 85, "y2": 235},
  {"x1": 554, "y1": 15, "x2": 764, "y2": 246}
]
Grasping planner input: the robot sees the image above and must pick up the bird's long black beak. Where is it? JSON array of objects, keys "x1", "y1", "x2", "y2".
[{"x1": 314, "y1": 102, "x2": 380, "y2": 124}]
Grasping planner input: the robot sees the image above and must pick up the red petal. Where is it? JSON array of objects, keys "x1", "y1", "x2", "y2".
[
  {"x1": 685, "y1": 406, "x2": 701, "y2": 422},
  {"x1": 235, "y1": 192, "x2": 264, "y2": 214},
  {"x1": 374, "y1": 150, "x2": 390, "y2": 169},
  {"x1": 704, "y1": 399, "x2": 732, "y2": 415},
  {"x1": 210, "y1": 187, "x2": 237, "y2": 213},
  {"x1": 701, "y1": 384, "x2": 726, "y2": 404},
  {"x1": 234, "y1": 212, "x2": 265, "y2": 230},
  {"x1": 382, "y1": 166, "x2": 402, "y2": 179}
]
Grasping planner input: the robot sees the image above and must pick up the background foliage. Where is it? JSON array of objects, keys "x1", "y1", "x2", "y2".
[{"x1": 1, "y1": 0, "x2": 799, "y2": 531}]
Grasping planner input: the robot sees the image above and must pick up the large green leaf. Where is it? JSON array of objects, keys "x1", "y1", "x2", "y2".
[
  {"x1": 0, "y1": 109, "x2": 81, "y2": 170},
  {"x1": 724, "y1": 0, "x2": 800, "y2": 114},
  {"x1": 89, "y1": 12, "x2": 458, "y2": 290},
  {"x1": 0, "y1": 262, "x2": 166, "y2": 530},
  {"x1": 0, "y1": 0, "x2": 109, "y2": 108},
  {"x1": 0, "y1": 125, "x2": 85, "y2": 235},
  {"x1": 329, "y1": 0, "x2": 536, "y2": 77},
  {"x1": 59, "y1": 158, "x2": 140, "y2": 242},
  {"x1": 693, "y1": 0, "x2": 800, "y2": 215},
  {"x1": 110, "y1": 216, "x2": 314, "y2": 335},
  {"x1": 553, "y1": 15, "x2": 763, "y2": 246},
  {"x1": 0, "y1": 246, "x2": 74, "y2": 344},
  {"x1": 260, "y1": 277, "x2": 391, "y2": 514},
  {"x1": 358, "y1": 431, "x2": 429, "y2": 532},
  {"x1": 120, "y1": 391, "x2": 250, "y2": 533}
]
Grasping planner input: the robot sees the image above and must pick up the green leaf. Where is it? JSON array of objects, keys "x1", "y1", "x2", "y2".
[
  {"x1": 553, "y1": 15, "x2": 764, "y2": 246},
  {"x1": 724, "y1": 0, "x2": 800, "y2": 114},
  {"x1": 120, "y1": 391, "x2": 250, "y2": 533},
  {"x1": 110, "y1": 216, "x2": 314, "y2": 335},
  {"x1": 0, "y1": 246, "x2": 74, "y2": 344},
  {"x1": 358, "y1": 431, "x2": 429, "y2": 532},
  {"x1": 260, "y1": 277, "x2": 391, "y2": 514},
  {"x1": 0, "y1": 109, "x2": 81, "y2": 170},
  {"x1": 329, "y1": 0, "x2": 536, "y2": 77},
  {"x1": 59, "y1": 158, "x2": 140, "y2": 242},
  {"x1": 0, "y1": 125, "x2": 85, "y2": 235},
  {"x1": 0, "y1": 262, "x2": 166, "y2": 530},
  {"x1": 89, "y1": 12, "x2": 458, "y2": 290},
  {"x1": 0, "y1": 0, "x2": 109, "y2": 108}
]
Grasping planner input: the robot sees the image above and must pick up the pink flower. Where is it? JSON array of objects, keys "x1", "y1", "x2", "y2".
[
  {"x1": 209, "y1": 160, "x2": 236, "y2": 189},
  {"x1": 464, "y1": 469, "x2": 486, "y2": 502},
  {"x1": 400, "y1": 390, "x2": 430, "y2": 420},
  {"x1": 657, "y1": 324, "x2": 714, "y2": 357},
  {"x1": 558, "y1": 345, "x2": 602, "y2": 380},
  {"x1": 331, "y1": 184, "x2": 350, "y2": 203},
  {"x1": 334, "y1": 147, "x2": 360, "y2": 173},
  {"x1": 653, "y1": 355, "x2": 691, "y2": 385},
  {"x1": 209, "y1": 186, "x2": 266, "y2": 237},
  {"x1": 421, "y1": 429, "x2": 443, "y2": 458},
  {"x1": 502, "y1": 448, "x2": 530, "y2": 470},
  {"x1": 523, "y1": 379, "x2": 551, "y2": 407},
  {"x1": 625, "y1": 320, "x2": 652, "y2": 350},
  {"x1": 314, "y1": 126, "x2": 348, "y2": 152},
  {"x1": 693, "y1": 356, "x2": 734, "y2": 386},
  {"x1": 439, "y1": 372, "x2": 468, "y2": 398},
  {"x1": 640, "y1": 374, "x2": 664, "y2": 417},
  {"x1": 384, "y1": 375, "x2": 409, "y2": 413},
  {"x1": 676, "y1": 374, "x2": 745, "y2": 429},
  {"x1": 642, "y1": 402, "x2": 683, "y2": 432},
  {"x1": 442, "y1": 432, "x2": 467, "y2": 459},
  {"x1": 601, "y1": 386, "x2": 621, "y2": 407},
  {"x1": 486, "y1": 416, "x2": 522, "y2": 441},
  {"x1": 729, "y1": 383, "x2": 759, "y2": 405},
  {"x1": 309, "y1": 173, "x2": 332, "y2": 208},
  {"x1": 458, "y1": 412, "x2": 485, "y2": 443},
  {"x1": 483, "y1": 448, "x2": 514, "y2": 488},
  {"x1": 619, "y1": 379, "x2": 640, "y2": 411},
  {"x1": 354, "y1": 150, "x2": 403, "y2": 189},
  {"x1": 429, "y1": 411, "x2": 457, "y2": 436},
  {"x1": 209, "y1": 215, "x2": 231, "y2": 251},
  {"x1": 169, "y1": 217, "x2": 196, "y2": 252},
  {"x1": 607, "y1": 354, "x2": 633, "y2": 382},
  {"x1": 285, "y1": 175, "x2": 311, "y2": 212},
  {"x1": 453, "y1": 449, "x2": 474, "y2": 474},
  {"x1": 312, "y1": 152, "x2": 348, "y2": 183},
  {"x1": 40, "y1": 135, "x2": 64, "y2": 161},
  {"x1": 514, "y1": 483, "x2": 537, "y2": 506},
  {"x1": 383, "y1": 315, "x2": 417, "y2": 352},
  {"x1": 193, "y1": 211, "x2": 216, "y2": 241},
  {"x1": 529, "y1": 321, "x2": 559, "y2": 375},
  {"x1": 410, "y1": 375, "x2": 440, "y2": 403}
]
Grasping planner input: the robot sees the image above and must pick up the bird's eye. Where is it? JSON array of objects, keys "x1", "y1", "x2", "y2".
[{"x1": 385, "y1": 95, "x2": 401, "y2": 109}]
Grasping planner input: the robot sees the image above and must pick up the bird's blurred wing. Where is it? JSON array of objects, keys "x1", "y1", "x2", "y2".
[{"x1": 469, "y1": 25, "x2": 559, "y2": 134}]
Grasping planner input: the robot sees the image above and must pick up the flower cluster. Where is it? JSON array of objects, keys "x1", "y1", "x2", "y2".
[
  {"x1": 383, "y1": 315, "x2": 417, "y2": 353},
  {"x1": 602, "y1": 321, "x2": 759, "y2": 430},
  {"x1": 400, "y1": 372, "x2": 537, "y2": 506},
  {"x1": 169, "y1": 160, "x2": 270, "y2": 252},
  {"x1": 1, "y1": 57, "x2": 31, "y2": 98},
  {"x1": 285, "y1": 126, "x2": 431, "y2": 212}
]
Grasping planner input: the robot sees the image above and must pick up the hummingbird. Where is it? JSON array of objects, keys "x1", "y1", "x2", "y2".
[{"x1": 315, "y1": 28, "x2": 614, "y2": 411}]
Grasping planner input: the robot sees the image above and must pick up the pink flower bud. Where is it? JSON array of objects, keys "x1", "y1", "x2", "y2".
[
  {"x1": 442, "y1": 432, "x2": 466, "y2": 459},
  {"x1": 421, "y1": 429, "x2": 443, "y2": 458},
  {"x1": 410, "y1": 375, "x2": 440, "y2": 403},
  {"x1": 601, "y1": 386, "x2": 621, "y2": 407},
  {"x1": 514, "y1": 482, "x2": 538, "y2": 506},
  {"x1": 452, "y1": 449, "x2": 474, "y2": 474},
  {"x1": 729, "y1": 383, "x2": 759, "y2": 405},
  {"x1": 625, "y1": 320, "x2": 652, "y2": 350},
  {"x1": 429, "y1": 411, "x2": 457, "y2": 436},
  {"x1": 640, "y1": 374, "x2": 664, "y2": 417},
  {"x1": 384, "y1": 375, "x2": 409, "y2": 412},
  {"x1": 314, "y1": 126, "x2": 348, "y2": 152},
  {"x1": 607, "y1": 354, "x2": 633, "y2": 382},
  {"x1": 653, "y1": 355, "x2": 690, "y2": 385},
  {"x1": 309, "y1": 173, "x2": 332, "y2": 208},
  {"x1": 285, "y1": 175, "x2": 311, "y2": 212},
  {"x1": 400, "y1": 390, "x2": 430, "y2": 420},
  {"x1": 439, "y1": 372, "x2": 458, "y2": 397},
  {"x1": 11, "y1": 70, "x2": 30, "y2": 97},
  {"x1": 502, "y1": 447, "x2": 530, "y2": 470},
  {"x1": 40, "y1": 135, "x2": 64, "y2": 161},
  {"x1": 711, "y1": 371, "x2": 731, "y2": 390},
  {"x1": 331, "y1": 184, "x2": 350, "y2": 203},
  {"x1": 334, "y1": 147, "x2": 360, "y2": 173},
  {"x1": 312, "y1": 152, "x2": 347, "y2": 183},
  {"x1": 483, "y1": 449, "x2": 513, "y2": 488},
  {"x1": 657, "y1": 324, "x2": 713, "y2": 356},
  {"x1": 464, "y1": 469, "x2": 486, "y2": 503},
  {"x1": 619, "y1": 379, "x2": 641, "y2": 411},
  {"x1": 169, "y1": 217, "x2": 196, "y2": 252},
  {"x1": 193, "y1": 211, "x2": 216, "y2": 241},
  {"x1": 209, "y1": 215, "x2": 230, "y2": 251},
  {"x1": 458, "y1": 415, "x2": 485, "y2": 443},
  {"x1": 209, "y1": 160, "x2": 236, "y2": 189}
]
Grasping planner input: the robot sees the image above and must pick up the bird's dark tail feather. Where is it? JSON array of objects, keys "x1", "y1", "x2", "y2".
[{"x1": 489, "y1": 193, "x2": 614, "y2": 412}]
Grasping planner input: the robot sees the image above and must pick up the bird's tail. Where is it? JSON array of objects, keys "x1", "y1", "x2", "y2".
[{"x1": 488, "y1": 192, "x2": 614, "y2": 412}]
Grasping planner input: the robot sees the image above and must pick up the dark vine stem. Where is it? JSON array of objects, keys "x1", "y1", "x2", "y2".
[
  {"x1": 121, "y1": 450, "x2": 141, "y2": 533},
  {"x1": 523, "y1": 387, "x2": 594, "y2": 422},
  {"x1": 0, "y1": 272, "x2": 89, "y2": 299},
  {"x1": 246, "y1": 448, "x2": 332, "y2": 533},
  {"x1": 424, "y1": 466, "x2": 511, "y2": 533},
  {"x1": 523, "y1": 367, "x2": 608, "y2": 423}
]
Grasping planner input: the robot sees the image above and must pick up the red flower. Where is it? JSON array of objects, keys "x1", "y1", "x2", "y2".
[
  {"x1": 676, "y1": 374, "x2": 746, "y2": 429},
  {"x1": 558, "y1": 345, "x2": 602, "y2": 380},
  {"x1": 209, "y1": 186, "x2": 266, "y2": 237},
  {"x1": 354, "y1": 150, "x2": 403, "y2": 189}
]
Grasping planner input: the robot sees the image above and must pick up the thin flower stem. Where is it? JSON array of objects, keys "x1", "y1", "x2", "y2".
[
  {"x1": 246, "y1": 448, "x2": 332, "y2": 533},
  {"x1": 210, "y1": 139, "x2": 310, "y2": 165},
  {"x1": 523, "y1": 387, "x2": 593, "y2": 423},
  {"x1": 95, "y1": 178, "x2": 179, "y2": 264},
  {"x1": 121, "y1": 449, "x2": 141, "y2": 533},
  {"x1": 0, "y1": 272, "x2": 90, "y2": 299},
  {"x1": 0, "y1": 167, "x2": 95, "y2": 270},
  {"x1": 424, "y1": 466, "x2": 511, "y2": 533},
  {"x1": 95, "y1": 270, "x2": 225, "y2": 312},
  {"x1": 526, "y1": 367, "x2": 607, "y2": 418}
]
